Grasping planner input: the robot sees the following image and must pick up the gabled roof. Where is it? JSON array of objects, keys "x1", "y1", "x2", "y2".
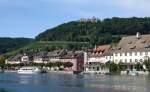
[
  {"x1": 7, "y1": 54, "x2": 22, "y2": 61},
  {"x1": 7, "y1": 53, "x2": 33, "y2": 62},
  {"x1": 94, "y1": 45, "x2": 111, "y2": 53},
  {"x1": 90, "y1": 45, "x2": 112, "y2": 57},
  {"x1": 60, "y1": 51, "x2": 83, "y2": 59},
  {"x1": 114, "y1": 34, "x2": 150, "y2": 52}
]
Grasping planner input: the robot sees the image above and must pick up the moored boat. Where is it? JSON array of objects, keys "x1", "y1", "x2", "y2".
[
  {"x1": 128, "y1": 69, "x2": 138, "y2": 76},
  {"x1": 17, "y1": 67, "x2": 41, "y2": 74}
]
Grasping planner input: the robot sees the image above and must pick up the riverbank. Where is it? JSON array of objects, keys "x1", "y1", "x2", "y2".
[
  {"x1": 48, "y1": 70, "x2": 73, "y2": 74},
  {"x1": 4, "y1": 70, "x2": 17, "y2": 73},
  {"x1": 2, "y1": 69, "x2": 150, "y2": 76}
]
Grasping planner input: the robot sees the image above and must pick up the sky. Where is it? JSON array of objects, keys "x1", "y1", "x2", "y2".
[{"x1": 0, "y1": 0, "x2": 150, "y2": 38}]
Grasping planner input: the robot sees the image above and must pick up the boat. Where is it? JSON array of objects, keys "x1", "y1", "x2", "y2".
[
  {"x1": 128, "y1": 69, "x2": 138, "y2": 76},
  {"x1": 73, "y1": 70, "x2": 83, "y2": 75},
  {"x1": 17, "y1": 67, "x2": 41, "y2": 74}
]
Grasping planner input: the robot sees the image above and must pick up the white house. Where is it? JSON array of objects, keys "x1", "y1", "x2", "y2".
[
  {"x1": 84, "y1": 45, "x2": 112, "y2": 74},
  {"x1": 6, "y1": 54, "x2": 30, "y2": 64},
  {"x1": 113, "y1": 33, "x2": 150, "y2": 64}
]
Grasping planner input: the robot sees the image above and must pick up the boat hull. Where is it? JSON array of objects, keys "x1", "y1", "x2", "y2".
[{"x1": 17, "y1": 67, "x2": 41, "y2": 74}]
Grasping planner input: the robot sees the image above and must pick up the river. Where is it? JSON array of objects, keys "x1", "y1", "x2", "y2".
[{"x1": 0, "y1": 72, "x2": 149, "y2": 92}]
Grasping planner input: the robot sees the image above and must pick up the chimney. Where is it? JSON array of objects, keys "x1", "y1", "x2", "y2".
[{"x1": 136, "y1": 32, "x2": 141, "y2": 39}]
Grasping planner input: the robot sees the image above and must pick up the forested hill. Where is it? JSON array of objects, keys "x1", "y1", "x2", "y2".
[
  {"x1": 36, "y1": 17, "x2": 150, "y2": 45},
  {"x1": 0, "y1": 38, "x2": 34, "y2": 54}
]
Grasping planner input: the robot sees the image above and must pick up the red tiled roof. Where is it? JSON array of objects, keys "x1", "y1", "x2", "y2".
[
  {"x1": 94, "y1": 45, "x2": 110, "y2": 53},
  {"x1": 91, "y1": 45, "x2": 111, "y2": 57}
]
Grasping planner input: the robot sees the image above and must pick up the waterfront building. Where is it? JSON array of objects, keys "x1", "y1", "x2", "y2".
[
  {"x1": 33, "y1": 51, "x2": 48, "y2": 63},
  {"x1": 6, "y1": 49, "x2": 84, "y2": 72},
  {"x1": 6, "y1": 53, "x2": 31, "y2": 64},
  {"x1": 33, "y1": 50, "x2": 66, "y2": 63},
  {"x1": 84, "y1": 45, "x2": 112, "y2": 73},
  {"x1": 60, "y1": 51, "x2": 84, "y2": 71},
  {"x1": 113, "y1": 33, "x2": 150, "y2": 65}
]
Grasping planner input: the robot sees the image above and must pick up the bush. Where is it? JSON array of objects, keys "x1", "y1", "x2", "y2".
[
  {"x1": 0, "y1": 55, "x2": 6, "y2": 69},
  {"x1": 135, "y1": 63, "x2": 143, "y2": 71},
  {"x1": 63, "y1": 62, "x2": 73, "y2": 68},
  {"x1": 106, "y1": 62, "x2": 119, "y2": 73},
  {"x1": 45, "y1": 62, "x2": 54, "y2": 67},
  {"x1": 143, "y1": 59, "x2": 150, "y2": 72}
]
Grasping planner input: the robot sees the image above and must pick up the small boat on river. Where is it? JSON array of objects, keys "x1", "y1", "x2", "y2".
[
  {"x1": 18, "y1": 67, "x2": 41, "y2": 74},
  {"x1": 128, "y1": 69, "x2": 138, "y2": 76}
]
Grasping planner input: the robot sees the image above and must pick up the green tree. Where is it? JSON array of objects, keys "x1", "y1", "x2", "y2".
[
  {"x1": 54, "y1": 62, "x2": 63, "y2": 67},
  {"x1": 134, "y1": 63, "x2": 143, "y2": 71},
  {"x1": 143, "y1": 59, "x2": 150, "y2": 72},
  {"x1": 63, "y1": 62, "x2": 73, "y2": 68},
  {"x1": 0, "y1": 55, "x2": 6, "y2": 70},
  {"x1": 106, "y1": 62, "x2": 119, "y2": 73},
  {"x1": 46, "y1": 62, "x2": 54, "y2": 68}
]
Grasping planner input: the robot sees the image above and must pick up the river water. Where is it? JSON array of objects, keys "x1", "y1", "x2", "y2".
[{"x1": 0, "y1": 72, "x2": 149, "y2": 92}]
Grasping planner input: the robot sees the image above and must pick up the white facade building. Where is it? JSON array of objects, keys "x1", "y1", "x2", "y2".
[
  {"x1": 113, "y1": 33, "x2": 150, "y2": 64},
  {"x1": 113, "y1": 52, "x2": 150, "y2": 64},
  {"x1": 6, "y1": 54, "x2": 30, "y2": 64},
  {"x1": 84, "y1": 45, "x2": 112, "y2": 73}
]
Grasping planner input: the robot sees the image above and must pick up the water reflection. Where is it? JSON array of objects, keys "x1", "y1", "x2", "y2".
[
  {"x1": 18, "y1": 74, "x2": 48, "y2": 85},
  {"x1": 0, "y1": 73, "x2": 150, "y2": 92},
  {"x1": 58, "y1": 75, "x2": 150, "y2": 92},
  {"x1": 0, "y1": 88, "x2": 10, "y2": 92}
]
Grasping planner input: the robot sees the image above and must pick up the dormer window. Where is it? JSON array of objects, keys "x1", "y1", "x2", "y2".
[
  {"x1": 128, "y1": 41, "x2": 132, "y2": 44},
  {"x1": 117, "y1": 47, "x2": 121, "y2": 50},
  {"x1": 144, "y1": 44, "x2": 150, "y2": 48},
  {"x1": 141, "y1": 40, "x2": 146, "y2": 43},
  {"x1": 130, "y1": 46, "x2": 136, "y2": 49}
]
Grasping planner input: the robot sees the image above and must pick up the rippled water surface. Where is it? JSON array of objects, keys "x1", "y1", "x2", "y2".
[{"x1": 0, "y1": 72, "x2": 150, "y2": 92}]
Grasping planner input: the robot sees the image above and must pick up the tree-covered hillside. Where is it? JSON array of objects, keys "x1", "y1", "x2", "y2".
[
  {"x1": 36, "y1": 17, "x2": 150, "y2": 45},
  {"x1": 0, "y1": 38, "x2": 34, "y2": 54},
  {"x1": 2, "y1": 17, "x2": 150, "y2": 56}
]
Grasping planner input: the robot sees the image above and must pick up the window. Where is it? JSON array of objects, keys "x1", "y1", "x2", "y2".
[
  {"x1": 135, "y1": 52, "x2": 137, "y2": 56},
  {"x1": 125, "y1": 53, "x2": 127, "y2": 56},
  {"x1": 115, "y1": 53, "x2": 118, "y2": 56},
  {"x1": 130, "y1": 52, "x2": 132, "y2": 56},
  {"x1": 128, "y1": 41, "x2": 132, "y2": 44},
  {"x1": 115, "y1": 59, "x2": 118, "y2": 62},
  {"x1": 145, "y1": 52, "x2": 148, "y2": 55},
  {"x1": 130, "y1": 59, "x2": 132, "y2": 62},
  {"x1": 139, "y1": 59, "x2": 143, "y2": 62},
  {"x1": 109, "y1": 56, "x2": 111, "y2": 59},
  {"x1": 120, "y1": 53, "x2": 122, "y2": 56},
  {"x1": 120, "y1": 59, "x2": 123, "y2": 62},
  {"x1": 140, "y1": 52, "x2": 143, "y2": 56},
  {"x1": 125, "y1": 59, "x2": 127, "y2": 63},
  {"x1": 135, "y1": 59, "x2": 138, "y2": 62}
]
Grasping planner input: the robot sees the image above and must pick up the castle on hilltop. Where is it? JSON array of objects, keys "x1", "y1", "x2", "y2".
[{"x1": 79, "y1": 17, "x2": 99, "y2": 23}]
